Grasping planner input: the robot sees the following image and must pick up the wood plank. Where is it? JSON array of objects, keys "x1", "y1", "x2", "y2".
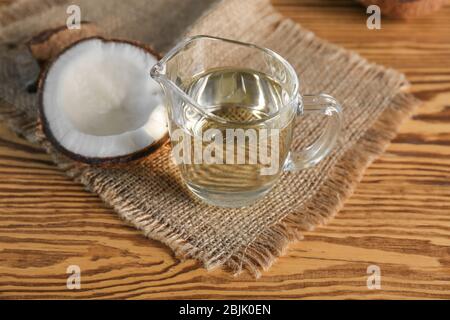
[{"x1": 0, "y1": 0, "x2": 449, "y2": 299}]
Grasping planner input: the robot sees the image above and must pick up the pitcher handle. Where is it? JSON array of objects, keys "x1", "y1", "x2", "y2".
[{"x1": 284, "y1": 94, "x2": 342, "y2": 171}]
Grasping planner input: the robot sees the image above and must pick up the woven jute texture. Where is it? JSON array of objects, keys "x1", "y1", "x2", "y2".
[{"x1": 0, "y1": 0, "x2": 420, "y2": 276}]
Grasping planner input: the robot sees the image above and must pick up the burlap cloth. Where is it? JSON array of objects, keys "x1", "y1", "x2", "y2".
[{"x1": 0, "y1": 0, "x2": 420, "y2": 276}]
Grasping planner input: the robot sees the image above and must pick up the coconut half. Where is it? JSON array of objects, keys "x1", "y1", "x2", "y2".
[{"x1": 38, "y1": 37, "x2": 168, "y2": 164}]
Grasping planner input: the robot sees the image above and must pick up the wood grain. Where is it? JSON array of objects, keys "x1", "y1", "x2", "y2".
[{"x1": 0, "y1": 0, "x2": 449, "y2": 299}]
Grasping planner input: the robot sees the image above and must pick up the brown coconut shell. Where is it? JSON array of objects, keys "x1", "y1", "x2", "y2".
[
  {"x1": 358, "y1": 0, "x2": 447, "y2": 19},
  {"x1": 36, "y1": 36, "x2": 168, "y2": 166},
  {"x1": 28, "y1": 22, "x2": 101, "y2": 67}
]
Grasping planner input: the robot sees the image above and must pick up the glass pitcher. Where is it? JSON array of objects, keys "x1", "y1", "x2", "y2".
[{"x1": 151, "y1": 35, "x2": 342, "y2": 208}]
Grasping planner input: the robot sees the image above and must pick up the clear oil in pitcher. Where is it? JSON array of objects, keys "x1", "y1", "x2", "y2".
[{"x1": 170, "y1": 67, "x2": 295, "y2": 205}]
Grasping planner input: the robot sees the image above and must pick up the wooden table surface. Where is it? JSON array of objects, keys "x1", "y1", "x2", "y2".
[{"x1": 0, "y1": 0, "x2": 449, "y2": 300}]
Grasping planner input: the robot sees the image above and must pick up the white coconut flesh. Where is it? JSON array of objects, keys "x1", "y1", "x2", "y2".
[{"x1": 42, "y1": 38, "x2": 167, "y2": 159}]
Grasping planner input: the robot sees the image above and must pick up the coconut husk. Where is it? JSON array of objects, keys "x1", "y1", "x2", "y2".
[{"x1": 28, "y1": 21, "x2": 101, "y2": 66}]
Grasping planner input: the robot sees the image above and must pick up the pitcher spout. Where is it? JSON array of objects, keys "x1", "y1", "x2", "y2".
[{"x1": 150, "y1": 62, "x2": 166, "y2": 82}]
